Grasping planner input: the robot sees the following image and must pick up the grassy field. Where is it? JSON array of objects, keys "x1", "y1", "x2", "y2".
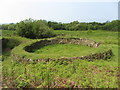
[
  {"x1": 34, "y1": 44, "x2": 101, "y2": 57},
  {"x1": 1, "y1": 30, "x2": 119, "y2": 88},
  {"x1": 33, "y1": 43, "x2": 111, "y2": 59}
]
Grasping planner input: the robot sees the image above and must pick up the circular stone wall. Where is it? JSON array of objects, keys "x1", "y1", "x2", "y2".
[
  {"x1": 14, "y1": 38, "x2": 113, "y2": 63},
  {"x1": 24, "y1": 38, "x2": 100, "y2": 52}
]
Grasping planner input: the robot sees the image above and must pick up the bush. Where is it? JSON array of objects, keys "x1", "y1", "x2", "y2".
[
  {"x1": 103, "y1": 20, "x2": 120, "y2": 31},
  {"x1": 16, "y1": 19, "x2": 55, "y2": 39}
]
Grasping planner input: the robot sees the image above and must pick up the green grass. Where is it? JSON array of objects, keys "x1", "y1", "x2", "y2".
[
  {"x1": 2, "y1": 57, "x2": 118, "y2": 88},
  {"x1": 1, "y1": 30, "x2": 17, "y2": 36},
  {"x1": 54, "y1": 30, "x2": 118, "y2": 44},
  {"x1": 2, "y1": 30, "x2": 119, "y2": 88},
  {"x1": 33, "y1": 44, "x2": 110, "y2": 58}
]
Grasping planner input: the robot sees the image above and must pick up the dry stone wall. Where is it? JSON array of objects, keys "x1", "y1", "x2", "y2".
[
  {"x1": 24, "y1": 38, "x2": 100, "y2": 52},
  {"x1": 12, "y1": 49, "x2": 112, "y2": 64},
  {"x1": 12, "y1": 38, "x2": 113, "y2": 63}
]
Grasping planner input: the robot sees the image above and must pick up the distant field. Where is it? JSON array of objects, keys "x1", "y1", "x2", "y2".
[
  {"x1": 2, "y1": 30, "x2": 119, "y2": 88},
  {"x1": 54, "y1": 30, "x2": 118, "y2": 44}
]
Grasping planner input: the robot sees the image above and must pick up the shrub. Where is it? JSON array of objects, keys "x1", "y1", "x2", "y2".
[
  {"x1": 16, "y1": 18, "x2": 55, "y2": 39},
  {"x1": 103, "y1": 20, "x2": 120, "y2": 31}
]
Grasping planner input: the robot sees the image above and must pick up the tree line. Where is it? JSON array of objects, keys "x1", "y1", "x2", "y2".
[
  {"x1": 0, "y1": 19, "x2": 119, "y2": 31},
  {"x1": 47, "y1": 20, "x2": 119, "y2": 31},
  {"x1": 0, "y1": 19, "x2": 119, "y2": 39}
]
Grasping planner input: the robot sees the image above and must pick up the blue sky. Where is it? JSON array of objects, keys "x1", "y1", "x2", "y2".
[{"x1": 0, "y1": 0, "x2": 119, "y2": 23}]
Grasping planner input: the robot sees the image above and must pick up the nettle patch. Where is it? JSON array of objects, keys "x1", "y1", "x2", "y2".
[{"x1": 12, "y1": 38, "x2": 113, "y2": 63}]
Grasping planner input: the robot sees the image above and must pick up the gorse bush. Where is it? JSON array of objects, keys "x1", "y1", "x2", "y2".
[{"x1": 16, "y1": 18, "x2": 55, "y2": 39}]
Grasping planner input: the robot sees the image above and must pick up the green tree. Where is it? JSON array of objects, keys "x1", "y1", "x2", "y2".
[
  {"x1": 8, "y1": 23, "x2": 16, "y2": 30},
  {"x1": 16, "y1": 18, "x2": 55, "y2": 39},
  {"x1": 48, "y1": 21, "x2": 64, "y2": 30},
  {"x1": 104, "y1": 20, "x2": 120, "y2": 31}
]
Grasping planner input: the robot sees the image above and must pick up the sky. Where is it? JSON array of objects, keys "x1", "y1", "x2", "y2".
[{"x1": 0, "y1": 0, "x2": 119, "y2": 23}]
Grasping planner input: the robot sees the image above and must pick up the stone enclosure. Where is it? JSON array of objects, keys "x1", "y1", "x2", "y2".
[
  {"x1": 12, "y1": 38, "x2": 113, "y2": 63},
  {"x1": 24, "y1": 38, "x2": 100, "y2": 52}
]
